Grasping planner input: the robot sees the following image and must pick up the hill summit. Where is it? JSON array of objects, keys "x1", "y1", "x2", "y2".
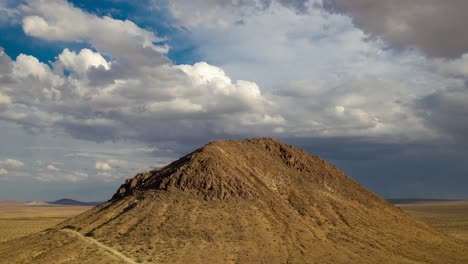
[
  {"x1": 1, "y1": 138, "x2": 467, "y2": 263},
  {"x1": 112, "y1": 138, "x2": 357, "y2": 202}
]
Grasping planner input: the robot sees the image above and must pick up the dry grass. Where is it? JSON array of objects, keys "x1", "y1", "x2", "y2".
[
  {"x1": 0, "y1": 139, "x2": 467, "y2": 263},
  {"x1": 0, "y1": 204, "x2": 92, "y2": 242},
  {"x1": 398, "y1": 201, "x2": 468, "y2": 242}
]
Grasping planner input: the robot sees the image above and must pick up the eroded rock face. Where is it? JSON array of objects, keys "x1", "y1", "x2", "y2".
[
  {"x1": 3, "y1": 138, "x2": 468, "y2": 264},
  {"x1": 111, "y1": 138, "x2": 350, "y2": 201}
]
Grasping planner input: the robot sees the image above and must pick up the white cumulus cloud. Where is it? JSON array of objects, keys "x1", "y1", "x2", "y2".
[
  {"x1": 2, "y1": 159, "x2": 25, "y2": 168},
  {"x1": 0, "y1": 92, "x2": 11, "y2": 105},
  {"x1": 0, "y1": 0, "x2": 466, "y2": 161},
  {"x1": 21, "y1": 0, "x2": 168, "y2": 66},
  {"x1": 47, "y1": 165, "x2": 59, "y2": 171},
  {"x1": 95, "y1": 162, "x2": 111, "y2": 171},
  {"x1": 56, "y1": 48, "x2": 110, "y2": 75},
  {"x1": 0, "y1": 0, "x2": 278, "y2": 145}
]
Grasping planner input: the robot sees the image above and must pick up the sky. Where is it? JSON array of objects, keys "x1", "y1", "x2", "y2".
[{"x1": 0, "y1": 0, "x2": 467, "y2": 201}]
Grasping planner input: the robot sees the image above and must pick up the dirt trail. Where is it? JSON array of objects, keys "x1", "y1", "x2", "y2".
[
  {"x1": 3, "y1": 138, "x2": 467, "y2": 263},
  {"x1": 60, "y1": 229, "x2": 137, "y2": 264}
]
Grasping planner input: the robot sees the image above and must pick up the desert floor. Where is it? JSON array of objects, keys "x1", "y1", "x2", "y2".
[
  {"x1": 0, "y1": 203, "x2": 92, "y2": 242},
  {"x1": 396, "y1": 200, "x2": 468, "y2": 242},
  {"x1": 0, "y1": 201, "x2": 467, "y2": 244}
]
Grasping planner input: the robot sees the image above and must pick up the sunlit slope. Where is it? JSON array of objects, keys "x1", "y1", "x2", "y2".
[{"x1": 1, "y1": 138, "x2": 467, "y2": 263}]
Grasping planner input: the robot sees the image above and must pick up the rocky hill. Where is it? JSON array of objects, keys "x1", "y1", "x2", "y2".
[
  {"x1": 1, "y1": 138, "x2": 467, "y2": 263},
  {"x1": 49, "y1": 199, "x2": 102, "y2": 206}
]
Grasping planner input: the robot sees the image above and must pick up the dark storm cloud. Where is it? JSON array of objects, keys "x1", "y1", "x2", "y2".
[
  {"x1": 323, "y1": 0, "x2": 468, "y2": 58},
  {"x1": 416, "y1": 86, "x2": 468, "y2": 145},
  {"x1": 2, "y1": 0, "x2": 468, "y2": 201},
  {"x1": 282, "y1": 136, "x2": 468, "y2": 199},
  {"x1": 284, "y1": 137, "x2": 418, "y2": 161},
  {"x1": 58, "y1": 120, "x2": 120, "y2": 143},
  {"x1": 277, "y1": 0, "x2": 309, "y2": 12}
]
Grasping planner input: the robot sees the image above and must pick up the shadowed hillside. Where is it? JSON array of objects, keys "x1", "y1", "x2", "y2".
[{"x1": 1, "y1": 138, "x2": 467, "y2": 263}]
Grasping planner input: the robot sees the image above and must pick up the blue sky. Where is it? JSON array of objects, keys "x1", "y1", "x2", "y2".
[
  {"x1": 0, "y1": 0, "x2": 199, "y2": 65},
  {"x1": 0, "y1": 0, "x2": 467, "y2": 201}
]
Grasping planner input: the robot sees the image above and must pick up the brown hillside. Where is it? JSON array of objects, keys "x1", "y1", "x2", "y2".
[{"x1": 1, "y1": 138, "x2": 467, "y2": 263}]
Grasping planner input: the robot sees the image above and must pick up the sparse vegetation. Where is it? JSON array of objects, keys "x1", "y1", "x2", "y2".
[
  {"x1": 0, "y1": 204, "x2": 91, "y2": 242},
  {"x1": 398, "y1": 201, "x2": 468, "y2": 242},
  {"x1": 0, "y1": 139, "x2": 467, "y2": 263}
]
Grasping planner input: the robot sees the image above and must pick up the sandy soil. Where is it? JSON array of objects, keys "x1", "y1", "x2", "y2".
[
  {"x1": 0, "y1": 204, "x2": 92, "y2": 242},
  {"x1": 397, "y1": 200, "x2": 468, "y2": 242},
  {"x1": 0, "y1": 139, "x2": 467, "y2": 263}
]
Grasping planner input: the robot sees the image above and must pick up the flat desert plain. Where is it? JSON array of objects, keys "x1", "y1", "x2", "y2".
[
  {"x1": 397, "y1": 200, "x2": 468, "y2": 242},
  {"x1": 0, "y1": 202, "x2": 92, "y2": 242},
  {"x1": 0, "y1": 200, "x2": 467, "y2": 245}
]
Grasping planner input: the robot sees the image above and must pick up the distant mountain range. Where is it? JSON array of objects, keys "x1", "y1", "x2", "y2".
[
  {"x1": 1, "y1": 138, "x2": 467, "y2": 263},
  {"x1": 386, "y1": 198, "x2": 459, "y2": 204},
  {"x1": 4, "y1": 198, "x2": 461, "y2": 207},
  {"x1": 4, "y1": 198, "x2": 460, "y2": 207},
  {"x1": 0, "y1": 199, "x2": 102, "y2": 206},
  {"x1": 48, "y1": 199, "x2": 102, "y2": 206}
]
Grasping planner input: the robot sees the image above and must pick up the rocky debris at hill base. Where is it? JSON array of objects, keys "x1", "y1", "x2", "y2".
[{"x1": 1, "y1": 138, "x2": 468, "y2": 263}]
